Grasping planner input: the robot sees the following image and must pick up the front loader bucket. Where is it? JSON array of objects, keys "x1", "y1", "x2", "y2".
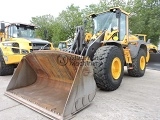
[{"x1": 5, "y1": 50, "x2": 96, "y2": 120}]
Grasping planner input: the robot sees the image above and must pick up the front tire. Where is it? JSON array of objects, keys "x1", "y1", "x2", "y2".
[
  {"x1": 0, "y1": 52, "x2": 14, "y2": 76},
  {"x1": 93, "y1": 45, "x2": 124, "y2": 91}
]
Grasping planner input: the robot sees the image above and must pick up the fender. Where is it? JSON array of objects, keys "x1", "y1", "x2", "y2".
[{"x1": 128, "y1": 40, "x2": 147, "y2": 58}]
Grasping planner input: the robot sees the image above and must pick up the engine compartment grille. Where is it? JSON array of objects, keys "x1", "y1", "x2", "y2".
[{"x1": 29, "y1": 43, "x2": 51, "y2": 52}]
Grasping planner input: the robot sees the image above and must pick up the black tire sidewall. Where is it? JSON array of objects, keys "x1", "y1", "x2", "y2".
[
  {"x1": 93, "y1": 45, "x2": 124, "y2": 91},
  {"x1": 135, "y1": 49, "x2": 146, "y2": 75},
  {"x1": 0, "y1": 50, "x2": 14, "y2": 76},
  {"x1": 128, "y1": 48, "x2": 146, "y2": 77},
  {"x1": 105, "y1": 47, "x2": 124, "y2": 85}
]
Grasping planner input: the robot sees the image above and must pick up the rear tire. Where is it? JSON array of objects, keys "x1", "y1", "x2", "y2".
[
  {"x1": 93, "y1": 45, "x2": 124, "y2": 91},
  {"x1": 128, "y1": 48, "x2": 146, "y2": 77},
  {"x1": 0, "y1": 51, "x2": 14, "y2": 76}
]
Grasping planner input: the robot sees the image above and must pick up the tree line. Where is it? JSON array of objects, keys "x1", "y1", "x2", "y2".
[{"x1": 31, "y1": 0, "x2": 160, "y2": 46}]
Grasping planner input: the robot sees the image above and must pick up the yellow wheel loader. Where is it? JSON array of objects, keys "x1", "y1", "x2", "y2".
[
  {"x1": 5, "y1": 8, "x2": 147, "y2": 120},
  {"x1": 58, "y1": 39, "x2": 73, "y2": 51},
  {"x1": 133, "y1": 34, "x2": 158, "y2": 63},
  {"x1": 134, "y1": 34, "x2": 158, "y2": 53},
  {"x1": 0, "y1": 22, "x2": 54, "y2": 76}
]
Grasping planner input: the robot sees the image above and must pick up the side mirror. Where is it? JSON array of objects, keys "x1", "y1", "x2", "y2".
[{"x1": 0, "y1": 23, "x2": 5, "y2": 33}]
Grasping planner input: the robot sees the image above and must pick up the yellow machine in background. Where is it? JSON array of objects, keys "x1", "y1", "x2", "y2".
[
  {"x1": 58, "y1": 38, "x2": 73, "y2": 50},
  {"x1": 0, "y1": 22, "x2": 54, "y2": 75},
  {"x1": 134, "y1": 34, "x2": 158, "y2": 53},
  {"x1": 133, "y1": 34, "x2": 158, "y2": 62},
  {"x1": 5, "y1": 8, "x2": 148, "y2": 120},
  {"x1": 58, "y1": 33, "x2": 92, "y2": 51}
]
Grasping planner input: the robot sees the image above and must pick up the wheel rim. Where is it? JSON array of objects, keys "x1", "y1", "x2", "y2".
[
  {"x1": 111, "y1": 57, "x2": 121, "y2": 80},
  {"x1": 140, "y1": 56, "x2": 145, "y2": 70}
]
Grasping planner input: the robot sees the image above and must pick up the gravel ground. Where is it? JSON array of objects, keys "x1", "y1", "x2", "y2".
[{"x1": 0, "y1": 68, "x2": 160, "y2": 120}]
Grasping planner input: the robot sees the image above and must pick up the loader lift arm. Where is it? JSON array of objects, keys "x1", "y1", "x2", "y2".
[
  {"x1": 69, "y1": 26, "x2": 86, "y2": 55},
  {"x1": 70, "y1": 26, "x2": 104, "y2": 60}
]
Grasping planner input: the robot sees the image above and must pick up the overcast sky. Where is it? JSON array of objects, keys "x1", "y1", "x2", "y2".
[{"x1": 0, "y1": 0, "x2": 99, "y2": 24}]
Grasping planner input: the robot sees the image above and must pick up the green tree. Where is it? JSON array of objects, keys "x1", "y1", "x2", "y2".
[
  {"x1": 31, "y1": 15, "x2": 55, "y2": 42},
  {"x1": 129, "y1": 0, "x2": 160, "y2": 45},
  {"x1": 31, "y1": 15, "x2": 68, "y2": 46},
  {"x1": 51, "y1": 21, "x2": 68, "y2": 46},
  {"x1": 57, "y1": 4, "x2": 83, "y2": 39}
]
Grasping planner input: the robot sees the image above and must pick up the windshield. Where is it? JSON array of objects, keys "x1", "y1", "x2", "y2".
[
  {"x1": 17, "y1": 26, "x2": 35, "y2": 38},
  {"x1": 93, "y1": 12, "x2": 118, "y2": 34}
]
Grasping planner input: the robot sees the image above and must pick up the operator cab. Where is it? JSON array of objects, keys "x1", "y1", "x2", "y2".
[
  {"x1": 89, "y1": 8, "x2": 129, "y2": 44},
  {"x1": 5, "y1": 23, "x2": 36, "y2": 39}
]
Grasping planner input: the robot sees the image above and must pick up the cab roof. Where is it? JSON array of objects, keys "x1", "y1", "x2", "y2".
[
  {"x1": 6, "y1": 23, "x2": 35, "y2": 27},
  {"x1": 89, "y1": 7, "x2": 130, "y2": 18}
]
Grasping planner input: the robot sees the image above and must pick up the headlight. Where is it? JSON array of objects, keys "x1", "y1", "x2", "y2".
[
  {"x1": 2, "y1": 42, "x2": 19, "y2": 47},
  {"x1": 2, "y1": 43, "x2": 13, "y2": 46}
]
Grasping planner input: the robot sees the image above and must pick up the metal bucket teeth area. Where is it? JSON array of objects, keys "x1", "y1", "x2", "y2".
[{"x1": 5, "y1": 50, "x2": 96, "y2": 120}]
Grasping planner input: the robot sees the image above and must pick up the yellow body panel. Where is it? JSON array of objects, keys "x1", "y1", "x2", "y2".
[
  {"x1": 0, "y1": 37, "x2": 54, "y2": 65},
  {"x1": 123, "y1": 48, "x2": 132, "y2": 64},
  {"x1": 85, "y1": 33, "x2": 92, "y2": 42},
  {"x1": 0, "y1": 38, "x2": 31, "y2": 64},
  {"x1": 4, "y1": 54, "x2": 25, "y2": 64},
  {"x1": 104, "y1": 30, "x2": 118, "y2": 41},
  {"x1": 146, "y1": 51, "x2": 150, "y2": 63},
  {"x1": 147, "y1": 44, "x2": 158, "y2": 53},
  {"x1": 0, "y1": 22, "x2": 55, "y2": 66}
]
